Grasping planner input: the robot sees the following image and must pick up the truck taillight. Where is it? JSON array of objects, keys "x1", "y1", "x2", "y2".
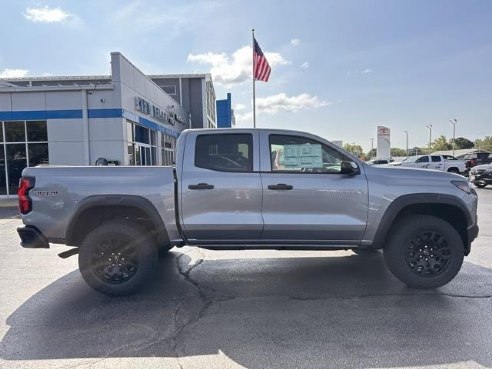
[{"x1": 18, "y1": 177, "x2": 35, "y2": 214}]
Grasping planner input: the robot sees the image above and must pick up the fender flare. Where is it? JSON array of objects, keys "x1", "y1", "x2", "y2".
[
  {"x1": 65, "y1": 195, "x2": 168, "y2": 246},
  {"x1": 370, "y1": 193, "x2": 472, "y2": 248}
]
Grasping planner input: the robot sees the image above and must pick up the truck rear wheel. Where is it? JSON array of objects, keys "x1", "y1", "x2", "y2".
[
  {"x1": 79, "y1": 221, "x2": 158, "y2": 296},
  {"x1": 384, "y1": 215, "x2": 464, "y2": 289}
]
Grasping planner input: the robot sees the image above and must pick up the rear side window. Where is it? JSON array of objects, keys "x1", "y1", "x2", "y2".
[
  {"x1": 195, "y1": 134, "x2": 253, "y2": 172},
  {"x1": 431, "y1": 156, "x2": 441, "y2": 162}
]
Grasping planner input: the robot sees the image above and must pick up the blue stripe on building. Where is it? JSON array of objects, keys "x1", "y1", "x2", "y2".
[
  {"x1": 0, "y1": 109, "x2": 82, "y2": 120},
  {"x1": 88, "y1": 108, "x2": 123, "y2": 118},
  {"x1": 0, "y1": 108, "x2": 180, "y2": 137}
]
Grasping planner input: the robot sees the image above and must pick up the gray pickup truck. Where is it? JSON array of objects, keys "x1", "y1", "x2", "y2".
[{"x1": 17, "y1": 129, "x2": 479, "y2": 296}]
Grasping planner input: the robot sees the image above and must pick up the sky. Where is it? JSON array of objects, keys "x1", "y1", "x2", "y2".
[{"x1": 0, "y1": 0, "x2": 491, "y2": 152}]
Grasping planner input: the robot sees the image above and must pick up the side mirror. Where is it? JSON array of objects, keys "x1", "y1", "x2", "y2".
[{"x1": 340, "y1": 161, "x2": 359, "y2": 175}]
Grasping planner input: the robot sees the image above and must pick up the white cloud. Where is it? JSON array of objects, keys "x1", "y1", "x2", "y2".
[
  {"x1": 23, "y1": 6, "x2": 72, "y2": 23},
  {"x1": 347, "y1": 68, "x2": 373, "y2": 76},
  {"x1": 235, "y1": 111, "x2": 253, "y2": 123},
  {"x1": 256, "y1": 93, "x2": 330, "y2": 114},
  {"x1": 300, "y1": 62, "x2": 309, "y2": 69},
  {"x1": 235, "y1": 93, "x2": 330, "y2": 123},
  {"x1": 187, "y1": 46, "x2": 290, "y2": 87},
  {"x1": 234, "y1": 103, "x2": 246, "y2": 111},
  {"x1": 291, "y1": 39, "x2": 301, "y2": 46},
  {"x1": 0, "y1": 68, "x2": 29, "y2": 78}
]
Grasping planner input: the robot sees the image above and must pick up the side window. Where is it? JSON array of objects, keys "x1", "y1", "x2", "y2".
[
  {"x1": 416, "y1": 156, "x2": 429, "y2": 163},
  {"x1": 431, "y1": 156, "x2": 441, "y2": 162},
  {"x1": 195, "y1": 134, "x2": 253, "y2": 172},
  {"x1": 269, "y1": 134, "x2": 349, "y2": 174}
]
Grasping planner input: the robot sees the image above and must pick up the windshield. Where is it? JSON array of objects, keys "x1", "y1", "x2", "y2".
[{"x1": 402, "y1": 156, "x2": 419, "y2": 163}]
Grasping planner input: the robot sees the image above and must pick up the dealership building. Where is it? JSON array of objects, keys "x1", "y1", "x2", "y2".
[{"x1": 0, "y1": 52, "x2": 217, "y2": 196}]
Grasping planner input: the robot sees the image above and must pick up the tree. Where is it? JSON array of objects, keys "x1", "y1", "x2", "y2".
[
  {"x1": 430, "y1": 135, "x2": 452, "y2": 152},
  {"x1": 366, "y1": 148, "x2": 376, "y2": 158},
  {"x1": 343, "y1": 143, "x2": 364, "y2": 158},
  {"x1": 452, "y1": 137, "x2": 474, "y2": 150},
  {"x1": 474, "y1": 136, "x2": 492, "y2": 152},
  {"x1": 390, "y1": 148, "x2": 407, "y2": 157}
]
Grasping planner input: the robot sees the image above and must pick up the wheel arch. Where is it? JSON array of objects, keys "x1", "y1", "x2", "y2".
[
  {"x1": 371, "y1": 194, "x2": 472, "y2": 255},
  {"x1": 66, "y1": 195, "x2": 169, "y2": 247}
]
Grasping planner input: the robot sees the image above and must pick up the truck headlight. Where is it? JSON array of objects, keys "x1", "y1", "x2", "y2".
[{"x1": 451, "y1": 180, "x2": 471, "y2": 194}]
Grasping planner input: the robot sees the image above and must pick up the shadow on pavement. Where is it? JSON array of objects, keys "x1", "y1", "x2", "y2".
[{"x1": 1, "y1": 250, "x2": 491, "y2": 368}]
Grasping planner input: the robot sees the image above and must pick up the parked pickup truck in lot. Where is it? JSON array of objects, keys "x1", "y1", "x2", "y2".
[
  {"x1": 387, "y1": 154, "x2": 466, "y2": 174},
  {"x1": 17, "y1": 129, "x2": 479, "y2": 296}
]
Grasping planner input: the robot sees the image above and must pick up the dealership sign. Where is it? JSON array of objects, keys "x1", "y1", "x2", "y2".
[
  {"x1": 134, "y1": 96, "x2": 169, "y2": 124},
  {"x1": 377, "y1": 125, "x2": 391, "y2": 159}
]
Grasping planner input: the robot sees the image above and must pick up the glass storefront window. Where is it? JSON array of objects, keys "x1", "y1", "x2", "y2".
[
  {"x1": 135, "y1": 125, "x2": 150, "y2": 144},
  {"x1": 0, "y1": 120, "x2": 48, "y2": 196},
  {"x1": 127, "y1": 143, "x2": 135, "y2": 165},
  {"x1": 27, "y1": 121, "x2": 48, "y2": 141},
  {"x1": 7, "y1": 144, "x2": 27, "y2": 194},
  {"x1": 28, "y1": 143, "x2": 49, "y2": 166},
  {"x1": 151, "y1": 147, "x2": 157, "y2": 165},
  {"x1": 5, "y1": 121, "x2": 25, "y2": 142},
  {"x1": 0, "y1": 148, "x2": 6, "y2": 195}
]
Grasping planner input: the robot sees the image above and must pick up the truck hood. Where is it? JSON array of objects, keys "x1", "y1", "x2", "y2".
[
  {"x1": 473, "y1": 163, "x2": 492, "y2": 171},
  {"x1": 364, "y1": 164, "x2": 465, "y2": 181}
]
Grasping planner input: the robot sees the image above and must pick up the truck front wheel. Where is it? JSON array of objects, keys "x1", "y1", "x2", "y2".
[
  {"x1": 79, "y1": 221, "x2": 158, "y2": 296},
  {"x1": 384, "y1": 215, "x2": 464, "y2": 289}
]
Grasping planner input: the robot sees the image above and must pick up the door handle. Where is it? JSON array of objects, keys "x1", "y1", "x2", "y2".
[
  {"x1": 268, "y1": 183, "x2": 293, "y2": 190},
  {"x1": 188, "y1": 183, "x2": 214, "y2": 190}
]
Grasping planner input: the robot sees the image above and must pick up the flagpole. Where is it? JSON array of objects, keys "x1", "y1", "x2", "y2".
[{"x1": 252, "y1": 28, "x2": 256, "y2": 128}]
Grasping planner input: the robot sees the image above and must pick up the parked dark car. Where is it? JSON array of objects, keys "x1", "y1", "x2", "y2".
[{"x1": 469, "y1": 163, "x2": 492, "y2": 188}]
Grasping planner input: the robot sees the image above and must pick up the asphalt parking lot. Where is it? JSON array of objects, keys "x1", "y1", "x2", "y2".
[{"x1": 0, "y1": 189, "x2": 491, "y2": 369}]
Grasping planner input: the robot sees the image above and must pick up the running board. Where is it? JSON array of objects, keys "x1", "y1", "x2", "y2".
[{"x1": 58, "y1": 248, "x2": 79, "y2": 259}]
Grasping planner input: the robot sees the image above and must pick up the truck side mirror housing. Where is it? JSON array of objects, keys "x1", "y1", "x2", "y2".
[{"x1": 340, "y1": 161, "x2": 359, "y2": 175}]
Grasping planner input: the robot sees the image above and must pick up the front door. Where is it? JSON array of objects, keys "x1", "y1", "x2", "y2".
[
  {"x1": 179, "y1": 132, "x2": 263, "y2": 243},
  {"x1": 259, "y1": 132, "x2": 368, "y2": 244}
]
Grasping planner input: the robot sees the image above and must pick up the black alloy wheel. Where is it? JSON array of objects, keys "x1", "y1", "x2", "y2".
[
  {"x1": 404, "y1": 231, "x2": 450, "y2": 277},
  {"x1": 93, "y1": 239, "x2": 139, "y2": 284}
]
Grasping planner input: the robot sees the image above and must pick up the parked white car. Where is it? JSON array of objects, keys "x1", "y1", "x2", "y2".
[{"x1": 388, "y1": 155, "x2": 466, "y2": 174}]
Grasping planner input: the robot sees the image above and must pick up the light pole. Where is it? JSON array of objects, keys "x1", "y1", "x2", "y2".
[
  {"x1": 404, "y1": 131, "x2": 409, "y2": 156},
  {"x1": 426, "y1": 124, "x2": 432, "y2": 153},
  {"x1": 370, "y1": 138, "x2": 374, "y2": 151},
  {"x1": 450, "y1": 118, "x2": 457, "y2": 156}
]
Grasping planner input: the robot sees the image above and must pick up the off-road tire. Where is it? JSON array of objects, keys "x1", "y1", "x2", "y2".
[
  {"x1": 79, "y1": 220, "x2": 158, "y2": 296},
  {"x1": 384, "y1": 215, "x2": 464, "y2": 289}
]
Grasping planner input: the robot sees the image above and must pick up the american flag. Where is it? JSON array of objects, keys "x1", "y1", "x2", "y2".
[{"x1": 253, "y1": 37, "x2": 271, "y2": 82}]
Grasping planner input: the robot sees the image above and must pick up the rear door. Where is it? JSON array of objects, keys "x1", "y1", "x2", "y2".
[
  {"x1": 259, "y1": 132, "x2": 369, "y2": 244},
  {"x1": 179, "y1": 131, "x2": 263, "y2": 243},
  {"x1": 430, "y1": 155, "x2": 444, "y2": 170}
]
